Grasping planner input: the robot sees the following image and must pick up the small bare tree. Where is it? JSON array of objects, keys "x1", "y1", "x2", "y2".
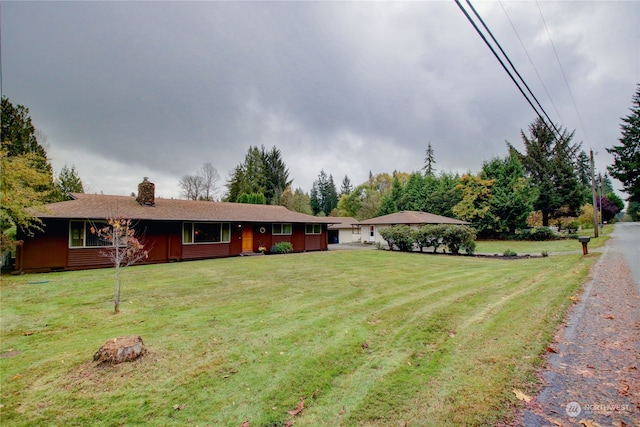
[{"x1": 92, "y1": 218, "x2": 148, "y2": 313}]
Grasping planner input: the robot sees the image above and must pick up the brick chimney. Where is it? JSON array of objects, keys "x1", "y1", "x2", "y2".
[{"x1": 136, "y1": 177, "x2": 155, "y2": 206}]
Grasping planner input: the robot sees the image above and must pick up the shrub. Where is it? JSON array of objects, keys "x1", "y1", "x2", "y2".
[
  {"x1": 379, "y1": 225, "x2": 414, "y2": 252},
  {"x1": 442, "y1": 225, "x2": 477, "y2": 255},
  {"x1": 413, "y1": 224, "x2": 446, "y2": 253},
  {"x1": 503, "y1": 249, "x2": 518, "y2": 257},
  {"x1": 516, "y1": 227, "x2": 557, "y2": 241},
  {"x1": 541, "y1": 250, "x2": 549, "y2": 257},
  {"x1": 270, "y1": 242, "x2": 293, "y2": 254}
]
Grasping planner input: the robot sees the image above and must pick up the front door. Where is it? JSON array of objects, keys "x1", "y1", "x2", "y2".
[
  {"x1": 242, "y1": 227, "x2": 254, "y2": 252},
  {"x1": 369, "y1": 225, "x2": 375, "y2": 242}
]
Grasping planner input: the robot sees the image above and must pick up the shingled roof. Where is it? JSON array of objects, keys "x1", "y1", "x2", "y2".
[
  {"x1": 35, "y1": 193, "x2": 335, "y2": 224},
  {"x1": 357, "y1": 211, "x2": 468, "y2": 225}
]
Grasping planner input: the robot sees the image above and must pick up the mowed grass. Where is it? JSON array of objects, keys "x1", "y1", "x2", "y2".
[
  {"x1": 476, "y1": 225, "x2": 612, "y2": 255},
  {"x1": 1, "y1": 250, "x2": 598, "y2": 426}
]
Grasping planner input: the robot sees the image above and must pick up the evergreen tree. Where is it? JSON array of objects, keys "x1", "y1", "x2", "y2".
[
  {"x1": 55, "y1": 165, "x2": 84, "y2": 197},
  {"x1": 340, "y1": 175, "x2": 353, "y2": 196},
  {"x1": 607, "y1": 84, "x2": 640, "y2": 203},
  {"x1": 403, "y1": 172, "x2": 426, "y2": 211},
  {"x1": 310, "y1": 170, "x2": 339, "y2": 216},
  {"x1": 1, "y1": 97, "x2": 55, "y2": 197},
  {"x1": 480, "y1": 154, "x2": 536, "y2": 234},
  {"x1": 226, "y1": 145, "x2": 291, "y2": 204},
  {"x1": 422, "y1": 142, "x2": 436, "y2": 176},
  {"x1": 509, "y1": 117, "x2": 584, "y2": 226}
]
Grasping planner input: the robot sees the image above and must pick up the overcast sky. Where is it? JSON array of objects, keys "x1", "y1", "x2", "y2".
[{"x1": 2, "y1": 1, "x2": 639, "y2": 200}]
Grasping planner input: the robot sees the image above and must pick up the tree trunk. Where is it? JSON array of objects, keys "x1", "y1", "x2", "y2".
[{"x1": 542, "y1": 210, "x2": 550, "y2": 227}]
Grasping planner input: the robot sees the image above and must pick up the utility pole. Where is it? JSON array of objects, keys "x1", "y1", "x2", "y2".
[{"x1": 590, "y1": 150, "x2": 598, "y2": 238}]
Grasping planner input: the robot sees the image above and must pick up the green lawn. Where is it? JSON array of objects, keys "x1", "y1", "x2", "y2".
[
  {"x1": 475, "y1": 225, "x2": 612, "y2": 255},
  {"x1": 1, "y1": 250, "x2": 598, "y2": 426}
]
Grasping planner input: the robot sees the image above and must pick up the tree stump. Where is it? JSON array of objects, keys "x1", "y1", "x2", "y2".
[{"x1": 93, "y1": 336, "x2": 146, "y2": 364}]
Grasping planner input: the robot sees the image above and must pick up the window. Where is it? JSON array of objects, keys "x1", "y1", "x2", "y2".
[
  {"x1": 183, "y1": 222, "x2": 230, "y2": 244},
  {"x1": 351, "y1": 225, "x2": 361, "y2": 235},
  {"x1": 69, "y1": 220, "x2": 111, "y2": 248},
  {"x1": 305, "y1": 224, "x2": 322, "y2": 234},
  {"x1": 272, "y1": 223, "x2": 292, "y2": 235}
]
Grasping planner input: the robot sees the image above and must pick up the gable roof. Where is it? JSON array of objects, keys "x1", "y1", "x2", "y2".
[
  {"x1": 357, "y1": 211, "x2": 468, "y2": 225},
  {"x1": 327, "y1": 217, "x2": 358, "y2": 229},
  {"x1": 34, "y1": 193, "x2": 334, "y2": 224}
]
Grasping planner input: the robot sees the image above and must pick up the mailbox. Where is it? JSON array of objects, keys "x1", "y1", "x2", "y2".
[{"x1": 578, "y1": 236, "x2": 590, "y2": 255}]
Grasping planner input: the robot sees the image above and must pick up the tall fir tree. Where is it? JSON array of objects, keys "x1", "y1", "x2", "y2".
[
  {"x1": 340, "y1": 175, "x2": 353, "y2": 196},
  {"x1": 607, "y1": 84, "x2": 640, "y2": 203},
  {"x1": 422, "y1": 142, "x2": 436, "y2": 176},
  {"x1": 508, "y1": 117, "x2": 584, "y2": 226}
]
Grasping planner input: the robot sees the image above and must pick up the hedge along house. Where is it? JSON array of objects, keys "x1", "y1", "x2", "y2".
[
  {"x1": 357, "y1": 211, "x2": 469, "y2": 245},
  {"x1": 15, "y1": 178, "x2": 335, "y2": 273}
]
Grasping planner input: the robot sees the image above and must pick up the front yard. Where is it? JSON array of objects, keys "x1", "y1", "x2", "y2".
[{"x1": 1, "y1": 249, "x2": 598, "y2": 426}]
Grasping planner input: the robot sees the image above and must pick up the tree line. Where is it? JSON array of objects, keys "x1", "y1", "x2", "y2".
[{"x1": 2, "y1": 84, "x2": 638, "y2": 250}]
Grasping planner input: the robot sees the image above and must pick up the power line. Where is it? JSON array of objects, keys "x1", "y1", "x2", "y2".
[
  {"x1": 499, "y1": 0, "x2": 565, "y2": 126},
  {"x1": 454, "y1": 0, "x2": 562, "y2": 142},
  {"x1": 535, "y1": 1, "x2": 591, "y2": 147}
]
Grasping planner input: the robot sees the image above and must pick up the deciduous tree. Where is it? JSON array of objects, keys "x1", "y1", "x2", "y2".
[{"x1": 92, "y1": 218, "x2": 148, "y2": 314}]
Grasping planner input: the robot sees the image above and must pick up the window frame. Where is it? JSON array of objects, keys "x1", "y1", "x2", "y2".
[
  {"x1": 69, "y1": 220, "x2": 111, "y2": 248},
  {"x1": 182, "y1": 222, "x2": 231, "y2": 245},
  {"x1": 305, "y1": 223, "x2": 322, "y2": 235},
  {"x1": 272, "y1": 223, "x2": 292, "y2": 235}
]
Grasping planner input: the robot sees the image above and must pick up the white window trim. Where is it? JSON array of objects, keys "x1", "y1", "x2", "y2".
[
  {"x1": 69, "y1": 220, "x2": 111, "y2": 248},
  {"x1": 272, "y1": 223, "x2": 292, "y2": 235}
]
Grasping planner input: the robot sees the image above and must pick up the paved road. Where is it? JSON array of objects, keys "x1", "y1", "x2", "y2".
[
  {"x1": 519, "y1": 222, "x2": 640, "y2": 426},
  {"x1": 613, "y1": 222, "x2": 640, "y2": 293}
]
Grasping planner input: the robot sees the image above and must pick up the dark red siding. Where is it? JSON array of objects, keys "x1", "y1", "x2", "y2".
[{"x1": 16, "y1": 219, "x2": 328, "y2": 272}]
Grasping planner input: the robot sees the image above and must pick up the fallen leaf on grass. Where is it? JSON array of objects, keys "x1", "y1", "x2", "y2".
[
  {"x1": 603, "y1": 315, "x2": 615, "y2": 320},
  {"x1": 284, "y1": 421, "x2": 294, "y2": 427},
  {"x1": 239, "y1": 421, "x2": 250, "y2": 427},
  {"x1": 173, "y1": 403, "x2": 186, "y2": 410},
  {"x1": 618, "y1": 383, "x2": 630, "y2": 396},
  {"x1": 569, "y1": 296, "x2": 580, "y2": 302},
  {"x1": 513, "y1": 389, "x2": 532, "y2": 403},
  {"x1": 222, "y1": 368, "x2": 238, "y2": 378},
  {"x1": 338, "y1": 406, "x2": 346, "y2": 415},
  {"x1": 579, "y1": 419, "x2": 603, "y2": 427},
  {"x1": 287, "y1": 398, "x2": 305, "y2": 416},
  {"x1": 546, "y1": 346, "x2": 558, "y2": 353}
]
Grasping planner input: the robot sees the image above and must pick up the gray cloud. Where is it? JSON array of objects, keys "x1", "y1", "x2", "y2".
[{"x1": 3, "y1": 1, "x2": 638, "y2": 199}]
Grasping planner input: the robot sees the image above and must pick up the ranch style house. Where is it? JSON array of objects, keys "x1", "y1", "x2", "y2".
[{"x1": 14, "y1": 178, "x2": 335, "y2": 273}]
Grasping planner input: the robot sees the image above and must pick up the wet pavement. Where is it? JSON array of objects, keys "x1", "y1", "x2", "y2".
[{"x1": 518, "y1": 222, "x2": 640, "y2": 426}]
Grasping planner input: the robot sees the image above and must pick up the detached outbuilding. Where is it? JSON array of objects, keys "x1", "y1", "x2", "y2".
[
  {"x1": 357, "y1": 211, "x2": 469, "y2": 245},
  {"x1": 15, "y1": 178, "x2": 334, "y2": 273}
]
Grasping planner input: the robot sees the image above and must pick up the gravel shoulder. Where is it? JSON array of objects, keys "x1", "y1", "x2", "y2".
[{"x1": 516, "y1": 223, "x2": 640, "y2": 426}]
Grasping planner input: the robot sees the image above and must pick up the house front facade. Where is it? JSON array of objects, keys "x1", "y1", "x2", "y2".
[
  {"x1": 15, "y1": 179, "x2": 334, "y2": 273},
  {"x1": 357, "y1": 211, "x2": 469, "y2": 245}
]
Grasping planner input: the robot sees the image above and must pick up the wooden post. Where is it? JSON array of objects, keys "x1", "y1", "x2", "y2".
[{"x1": 590, "y1": 150, "x2": 599, "y2": 238}]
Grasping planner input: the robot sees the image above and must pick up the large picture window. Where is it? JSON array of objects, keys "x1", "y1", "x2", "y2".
[
  {"x1": 305, "y1": 224, "x2": 322, "y2": 234},
  {"x1": 183, "y1": 222, "x2": 231, "y2": 244},
  {"x1": 272, "y1": 223, "x2": 292, "y2": 235},
  {"x1": 69, "y1": 220, "x2": 111, "y2": 248}
]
